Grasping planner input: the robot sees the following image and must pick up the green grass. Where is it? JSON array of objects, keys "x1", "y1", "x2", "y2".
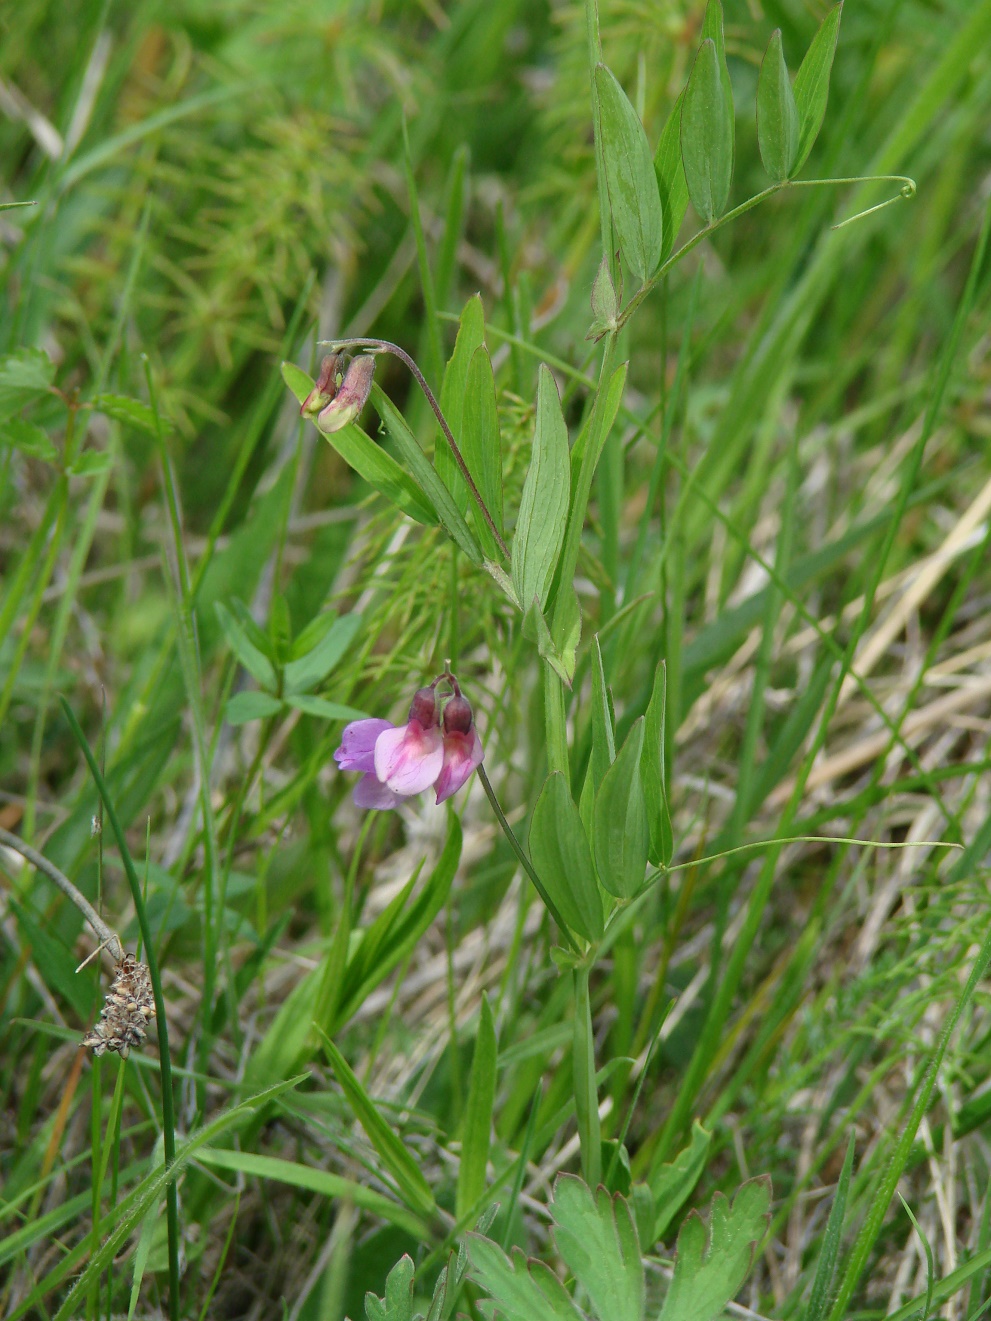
[{"x1": 2, "y1": 0, "x2": 991, "y2": 1318}]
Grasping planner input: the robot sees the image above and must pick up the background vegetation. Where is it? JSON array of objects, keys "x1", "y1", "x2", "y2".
[{"x1": 2, "y1": 0, "x2": 991, "y2": 1318}]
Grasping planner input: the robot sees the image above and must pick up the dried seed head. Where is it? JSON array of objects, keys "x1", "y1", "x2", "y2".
[{"x1": 82, "y1": 954, "x2": 156, "y2": 1058}]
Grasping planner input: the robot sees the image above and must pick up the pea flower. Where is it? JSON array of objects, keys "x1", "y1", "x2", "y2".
[
  {"x1": 333, "y1": 673, "x2": 484, "y2": 810},
  {"x1": 316, "y1": 354, "x2": 375, "y2": 433}
]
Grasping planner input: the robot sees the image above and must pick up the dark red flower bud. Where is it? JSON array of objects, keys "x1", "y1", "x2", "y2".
[
  {"x1": 301, "y1": 353, "x2": 345, "y2": 419},
  {"x1": 408, "y1": 685, "x2": 439, "y2": 729},
  {"x1": 316, "y1": 354, "x2": 375, "y2": 433},
  {"x1": 442, "y1": 693, "x2": 473, "y2": 736}
]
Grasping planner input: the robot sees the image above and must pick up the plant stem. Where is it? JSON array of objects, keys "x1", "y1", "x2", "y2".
[
  {"x1": 477, "y1": 764, "x2": 579, "y2": 953},
  {"x1": 324, "y1": 336, "x2": 510, "y2": 560}
]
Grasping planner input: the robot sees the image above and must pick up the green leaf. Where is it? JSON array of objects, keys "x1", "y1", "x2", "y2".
[
  {"x1": 215, "y1": 601, "x2": 277, "y2": 690},
  {"x1": 641, "y1": 659, "x2": 674, "y2": 868},
  {"x1": 649, "y1": 1120, "x2": 712, "y2": 1242},
  {"x1": 67, "y1": 449, "x2": 113, "y2": 476},
  {"x1": 593, "y1": 718, "x2": 649, "y2": 899},
  {"x1": 320, "y1": 1033, "x2": 436, "y2": 1219},
  {"x1": 0, "y1": 348, "x2": 54, "y2": 391},
  {"x1": 550, "y1": 1175, "x2": 644, "y2": 1321},
  {"x1": 681, "y1": 36, "x2": 734, "y2": 225},
  {"x1": 0, "y1": 419, "x2": 58, "y2": 462},
  {"x1": 579, "y1": 635, "x2": 616, "y2": 838},
  {"x1": 364, "y1": 1254, "x2": 415, "y2": 1321},
  {"x1": 323, "y1": 418, "x2": 438, "y2": 527},
  {"x1": 593, "y1": 64, "x2": 663, "y2": 283},
  {"x1": 512, "y1": 366, "x2": 570, "y2": 612},
  {"x1": 792, "y1": 3, "x2": 843, "y2": 174},
  {"x1": 468, "y1": 1235, "x2": 583, "y2": 1321},
  {"x1": 91, "y1": 392, "x2": 163, "y2": 436},
  {"x1": 437, "y1": 293, "x2": 486, "y2": 511},
  {"x1": 456, "y1": 994, "x2": 498, "y2": 1220},
  {"x1": 654, "y1": 91, "x2": 689, "y2": 263},
  {"x1": 658, "y1": 1176, "x2": 772, "y2": 1321},
  {"x1": 281, "y1": 360, "x2": 315, "y2": 405},
  {"x1": 224, "y1": 691, "x2": 283, "y2": 724},
  {"x1": 372, "y1": 383, "x2": 484, "y2": 565},
  {"x1": 283, "y1": 613, "x2": 361, "y2": 695},
  {"x1": 590, "y1": 254, "x2": 619, "y2": 335},
  {"x1": 461, "y1": 344, "x2": 504, "y2": 557},
  {"x1": 805, "y1": 1133, "x2": 855, "y2": 1321},
  {"x1": 286, "y1": 695, "x2": 368, "y2": 721},
  {"x1": 757, "y1": 30, "x2": 799, "y2": 182},
  {"x1": 529, "y1": 773, "x2": 604, "y2": 943}
]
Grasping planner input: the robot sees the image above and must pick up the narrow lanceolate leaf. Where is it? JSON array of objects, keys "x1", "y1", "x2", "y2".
[
  {"x1": 550, "y1": 1175, "x2": 644, "y2": 1321},
  {"x1": 529, "y1": 773, "x2": 604, "y2": 943},
  {"x1": 461, "y1": 344, "x2": 504, "y2": 557},
  {"x1": 215, "y1": 601, "x2": 277, "y2": 690},
  {"x1": 681, "y1": 37, "x2": 734, "y2": 225},
  {"x1": 593, "y1": 718, "x2": 649, "y2": 899},
  {"x1": 283, "y1": 612, "x2": 361, "y2": 695},
  {"x1": 805, "y1": 1133, "x2": 855, "y2": 1321},
  {"x1": 456, "y1": 994, "x2": 498, "y2": 1220},
  {"x1": 641, "y1": 659, "x2": 674, "y2": 868},
  {"x1": 654, "y1": 91, "x2": 689, "y2": 262},
  {"x1": 792, "y1": 3, "x2": 843, "y2": 174},
  {"x1": 579, "y1": 634, "x2": 617, "y2": 838},
  {"x1": 593, "y1": 63, "x2": 663, "y2": 283},
  {"x1": 757, "y1": 30, "x2": 799, "y2": 182},
  {"x1": 658, "y1": 1177, "x2": 771, "y2": 1321},
  {"x1": 512, "y1": 366, "x2": 570, "y2": 612},
  {"x1": 437, "y1": 294, "x2": 486, "y2": 511}
]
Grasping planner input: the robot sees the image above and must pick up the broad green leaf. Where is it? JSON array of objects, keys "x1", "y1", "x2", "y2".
[
  {"x1": 0, "y1": 348, "x2": 54, "y2": 391},
  {"x1": 320, "y1": 1032, "x2": 436, "y2": 1219},
  {"x1": 67, "y1": 449, "x2": 112, "y2": 477},
  {"x1": 91, "y1": 392, "x2": 163, "y2": 436},
  {"x1": 593, "y1": 64, "x2": 663, "y2": 283},
  {"x1": 323, "y1": 419, "x2": 438, "y2": 527},
  {"x1": 658, "y1": 1176, "x2": 772, "y2": 1321},
  {"x1": 681, "y1": 38, "x2": 734, "y2": 225},
  {"x1": 757, "y1": 30, "x2": 799, "y2": 181},
  {"x1": 437, "y1": 293, "x2": 485, "y2": 511},
  {"x1": 468, "y1": 1235, "x2": 583, "y2": 1321},
  {"x1": 283, "y1": 612, "x2": 361, "y2": 694},
  {"x1": 456, "y1": 994, "x2": 498, "y2": 1219},
  {"x1": 215, "y1": 601, "x2": 277, "y2": 690},
  {"x1": 550, "y1": 1175, "x2": 644, "y2": 1321},
  {"x1": 372, "y1": 383, "x2": 484, "y2": 565},
  {"x1": 196, "y1": 1151, "x2": 427, "y2": 1241},
  {"x1": 649, "y1": 1120, "x2": 712, "y2": 1242},
  {"x1": 529, "y1": 772, "x2": 604, "y2": 943},
  {"x1": 0, "y1": 419, "x2": 57, "y2": 461},
  {"x1": 654, "y1": 91, "x2": 689, "y2": 262},
  {"x1": 461, "y1": 344, "x2": 504, "y2": 557},
  {"x1": 593, "y1": 718, "x2": 648, "y2": 899},
  {"x1": 224, "y1": 691, "x2": 283, "y2": 724},
  {"x1": 792, "y1": 3, "x2": 843, "y2": 174},
  {"x1": 280, "y1": 359, "x2": 314, "y2": 405},
  {"x1": 363, "y1": 1254, "x2": 415, "y2": 1321},
  {"x1": 286, "y1": 695, "x2": 367, "y2": 721},
  {"x1": 512, "y1": 365, "x2": 570, "y2": 612},
  {"x1": 641, "y1": 659, "x2": 674, "y2": 868}
]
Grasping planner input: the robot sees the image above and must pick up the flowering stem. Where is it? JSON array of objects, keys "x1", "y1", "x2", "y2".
[
  {"x1": 326, "y1": 337, "x2": 510, "y2": 560},
  {"x1": 477, "y1": 764, "x2": 579, "y2": 954}
]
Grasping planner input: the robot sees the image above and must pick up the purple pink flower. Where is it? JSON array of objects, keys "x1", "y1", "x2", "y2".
[{"x1": 333, "y1": 674, "x2": 483, "y2": 811}]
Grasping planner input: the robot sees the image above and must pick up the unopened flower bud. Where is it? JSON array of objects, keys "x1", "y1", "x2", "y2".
[
  {"x1": 408, "y1": 685, "x2": 439, "y2": 729},
  {"x1": 442, "y1": 693, "x2": 473, "y2": 736},
  {"x1": 316, "y1": 354, "x2": 375, "y2": 434},
  {"x1": 301, "y1": 354, "x2": 345, "y2": 419}
]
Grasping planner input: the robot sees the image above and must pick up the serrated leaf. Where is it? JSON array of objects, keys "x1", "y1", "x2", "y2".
[
  {"x1": 224, "y1": 691, "x2": 284, "y2": 724},
  {"x1": 281, "y1": 360, "x2": 314, "y2": 406},
  {"x1": 658, "y1": 1176, "x2": 772, "y2": 1321},
  {"x1": 593, "y1": 718, "x2": 648, "y2": 899},
  {"x1": 0, "y1": 419, "x2": 58, "y2": 461},
  {"x1": 456, "y1": 994, "x2": 498, "y2": 1220},
  {"x1": 792, "y1": 3, "x2": 843, "y2": 174},
  {"x1": 641, "y1": 659, "x2": 674, "y2": 868},
  {"x1": 551, "y1": 1175, "x2": 644, "y2": 1321},
  {"x1": 649, "y1": 1119, "x2": 712, "y2": 1242},
  {"x1": 286, "y1": 695, "x2": 368, "y2": 722},
  {"x1": 92, "y1": 393, "x2": 163, "y2": 436},
  {"x1": 283, "y1": 613, "x2": 361, "y2": 694},
  {"x1": 0, "y1": 348, "x2": 54, "y2": 391},
  {"x1": 681, "y1": 37, "x2": 734, "y2": 225},
  {"x1": 468, "y1": 1236, "x2": 583, "y2": 1321},
  {"x1": 593, "y1": 64, "x2": 663, "y2": 283},
  {"x1": 654, "y1": 91, "x2": 689, "y2": 262},
  {"x1": 529, "y1": 772, "x2": 603, "y2": 943},
  {"x1": 512, "y1": 366, "x2": 570, "y2": 612},
  {"x1": 364, "y1": 1254, "x2": 415, "y2": 1321},
  {"x1": 437, "y1": 294, "x2": 486, "y2": 511},
  {"x1": 215, "y1": 601, "x2": 277, "y2": 690},
  {"x1": 461, "y1": 344, "x2": 504, "y2": 558},
  {"x1": 68, "y1": 449, "x2": 113, "y2": 476},
  {"x1": 757, "y1": 30, "x2": 799, "y2": 182}
]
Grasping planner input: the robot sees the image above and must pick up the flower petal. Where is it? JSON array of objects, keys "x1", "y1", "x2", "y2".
[
  {"x1": 374, "y1": 720, "x2": 444, "y2": 795},
  {"x1": 353, "y1": 773, "x2": 411, "y2": 811},
  {"x1": 334, "y1": 718, "x2": 394, "y2": 773},
  {"x1": 435, "y1": 728, "x2": 484, "y2": 804}
]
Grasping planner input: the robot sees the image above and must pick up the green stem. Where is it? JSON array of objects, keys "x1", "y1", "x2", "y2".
[
  {"x1": 477, "y1": 764, "x2": 579, "y2": 953},
  {"x1": 58, "y1": 697, "x2": 181, "y2": 1321},
  {"x1": 542, "y1": 661, "x2": 570, "y2": 779}
]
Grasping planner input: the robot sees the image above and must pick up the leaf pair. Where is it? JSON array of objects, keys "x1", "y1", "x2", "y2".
[{"x1": 757, "y1": 7, "x2": 843, "y2": 182}]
